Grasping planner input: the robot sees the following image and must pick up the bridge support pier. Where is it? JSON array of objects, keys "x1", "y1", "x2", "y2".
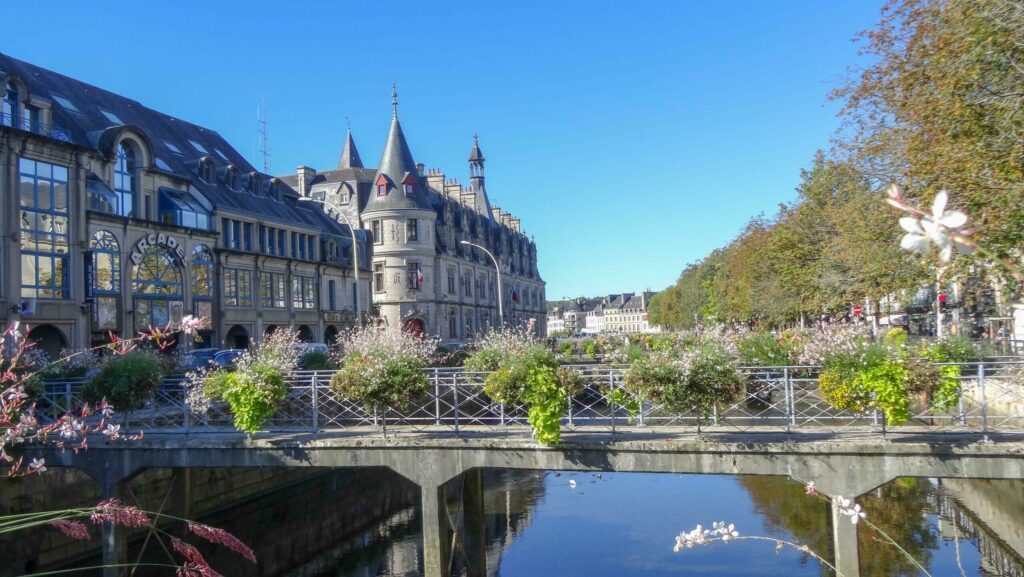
[
  {"x1": 461, "y1": 469, "x2": 488, "y2": 577},
  {"x1": 830, "y1": 501, "x2": 860, "y2": 577},
  {"x1": 421, "y1": 482, "x2": 453, "y2": 577},
  {"x1": 98, "y1": 474, "x2": 128, "y2": 577}
]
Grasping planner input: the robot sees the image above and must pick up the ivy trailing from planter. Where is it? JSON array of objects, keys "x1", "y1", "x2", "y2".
[{"x1": 466, "y1": 329, "x2": 582, "y2": 445}]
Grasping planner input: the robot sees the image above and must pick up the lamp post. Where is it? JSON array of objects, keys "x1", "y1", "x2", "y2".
[
  {"x1": 460, "y1": 240, "x2": 503, "y2": 326},
  {"x1": 302, "y1": 199, "x2": 362, "y2": 327}
]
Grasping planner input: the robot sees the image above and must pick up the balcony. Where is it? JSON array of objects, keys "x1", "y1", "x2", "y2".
[{"x1": 0, "y1": 112, "x2": 73, "y2": 143}]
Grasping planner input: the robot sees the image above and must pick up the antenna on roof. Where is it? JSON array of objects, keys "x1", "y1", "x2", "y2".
[{"x1": 257, "y1": 99, "x2": 271, "y2": 173}]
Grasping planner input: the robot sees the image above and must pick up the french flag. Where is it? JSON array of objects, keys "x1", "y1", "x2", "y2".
[{"x1": 417, "y1": 266, "x2": 424, "y2": 285}]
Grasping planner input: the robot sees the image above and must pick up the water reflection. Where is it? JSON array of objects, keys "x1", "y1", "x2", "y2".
[{"x1": 1, "y1": 467, "x2": 1020, "y2": 576}]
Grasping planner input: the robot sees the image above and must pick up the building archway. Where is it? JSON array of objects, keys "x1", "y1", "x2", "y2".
[
  {"x1": 27, "y1": 325, "x2": 67, "y2": 360},
  {"x1": 296, "y1": 325, "x2": 314, "y2": 343},
  {"x1": 263, "y1": 325, "x2": 281, "y2": 339},
  {"x1": 402, "y1": 318, "x2": 425, "y2": 338},
  {"x1": 324, "y1": 326, "x2": 339, "y2": 345},
  {"x1": 226, "y1": 325, "x2": 249, "y2": 349}
]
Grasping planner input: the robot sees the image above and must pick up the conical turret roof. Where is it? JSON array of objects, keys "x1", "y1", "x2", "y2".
[{"x1": 366, "y1": 86, "x2": 432, "y2": 212}]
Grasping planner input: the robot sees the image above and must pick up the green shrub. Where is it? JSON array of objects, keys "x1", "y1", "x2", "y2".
[
  {"x1": 882, "y1": 327, "x2": 909, "y2": 349},
  {"x1": 198, "y1": 329, "x2": 301, "y2": 434},
  {"x1": 623, "y1": 345, "x2": 741, "y2": 425},
  {"x1": 331, "y1": 355, "x2": 429, "y2": 413},
  {"x1": 84, "y1": 352, "x2": 165, "y2": 412},
  {"x1": 582, "y1": 339, "x2": 598, "y2": 358},
  {"x1": 817, "y1": 343, "x2": 912, "y2": 424},
  {"x1": 737, "y1": 332, "x2": 792, "y2": 366},
  {"x1": 205, "y1": 364, "x2": 288, "y2": 434}
]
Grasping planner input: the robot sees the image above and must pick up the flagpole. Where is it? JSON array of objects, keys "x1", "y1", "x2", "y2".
[{"x1": 460, "y1": 240, "x2": 503, "y2": 327}]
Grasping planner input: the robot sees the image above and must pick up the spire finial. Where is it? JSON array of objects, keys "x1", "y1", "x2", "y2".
[
  {"x1": 391, "y1": 83, "x2": 398, "y2": 120},
  {"x1": 473, "y1": 132, "x2": 479, "y2": 145},
  {"x1": 346, "y1": 116, "x2": 351, "y2": 131}
]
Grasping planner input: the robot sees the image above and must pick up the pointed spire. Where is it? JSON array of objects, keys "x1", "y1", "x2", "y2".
[
  {"x1": 337, "y1": 127, "x2": 364, "y2": 169},
  {"x1": 469, "y1": 132, "x2": 485, "y2": 162},
  {"x1": 391, "y1": 83, "x2": 399, "y2": 120}
]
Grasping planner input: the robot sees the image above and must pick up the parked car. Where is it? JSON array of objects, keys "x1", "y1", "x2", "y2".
[
  {"x1": 180, "y1": 348, "x2": 220, "y2": 371},
  {"x1": 212, "y1": 349, "x2": 246, "y2": 371}
]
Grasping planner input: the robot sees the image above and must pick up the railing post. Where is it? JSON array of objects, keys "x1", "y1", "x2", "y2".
[
  {"x1": 784, "y1": 368, "x2": 794, "y2": 432},
  {"x1": 609, "y1": 369, "x2": 617, "y2": 435},
  {"x1": 637, "y1": 397, "x2": 646, "y2": 427},
  {"x1": 64, "y1": 382, "x2": 72, "y2": 418},
  {"x1": 956, "y1": 369, "x2": 966, "y2": 426},
  {"x1": 183, "y1": 380, "x2": 191, "y2": 434},
  {"x1": 311, "y1": 374, "x2": 320, "y2": 433},
  {"x1": 433, "y1": 368, "x2": 441, "y2": 426},
  {"x1": 567, "y1": 393, "x2": 574, "y2": 429},
  {"x1": 978, "y1": 363, "x2": 989, "y2": 442},
  {"x1": 452, "y1": 375, "x2": 460, "y2": 436},
  {"x1": 712, "y1": 403, "x2": 719, "y2": 426}
]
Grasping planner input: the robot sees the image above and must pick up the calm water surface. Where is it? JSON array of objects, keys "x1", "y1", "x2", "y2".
[{"x1": 2, "y1": 468, "x2": 1020, "y2": 576}]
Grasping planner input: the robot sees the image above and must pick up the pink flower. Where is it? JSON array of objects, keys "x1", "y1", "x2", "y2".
[
  {"x1": 188, "y1": 522, "x2": 256, "y2": 563},
  {"x1": 179, "y1": 315, "x2": 207, "y2": 337},
  {"x1": 172, "y1": 538, "x2": 223, "y2": 577},
  {"x1": 51, "y1": 519, "x2": 91, "y2": 540},
  {"x1": 805, "y1": 481, "x2": 816, "y2": 496},
  {"x1": 90, "y1": 499, "x2": 150, "y2": 528}
]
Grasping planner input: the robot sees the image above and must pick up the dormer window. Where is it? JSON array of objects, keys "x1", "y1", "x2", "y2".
[
  {"x1": 226, "y1": 167, "x2": 239, "y2": 190},
  {"x1": 198, "y1": 158, "x2": 214, "y2": 183},
  {"x1": 402, "y1": 172, "x2": 416, "y2": 196},
  {"x1": 375, "y1": 174, "x2": 389, "y2": 197},
  {"x1": 250, "y1": 174, "x2": 262, "y2": 195},
  {"x1": 2, "y1": 82, "x2": 18, "y2": 127}
]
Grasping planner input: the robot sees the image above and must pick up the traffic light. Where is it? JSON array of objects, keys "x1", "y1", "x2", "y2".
[{"x1": 939, "y1": 293, "x2": 949, "y2": 311}]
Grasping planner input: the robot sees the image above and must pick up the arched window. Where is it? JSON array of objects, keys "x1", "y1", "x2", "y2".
[
  {"x1": 249, "y1": 173, "x2": 262, "y2": 195},
  {"x1": 90, "y1": 231, "x2": 120, "y2": 295},
  {"x1": 191, "y1": 244, "x2": 215, "y2": 325},
  {"x1": 114, "y1": 142, "x2": 135, "y2": 217},
  {"x1": 2, "y1": 82, "x2": 18, "y2": 127},
  {"x1": 198, "y1": 159, "x2": 213, "y2": 183},
  {"x1": 191, "y1": 245, "x2": 214, "y2": 299},
  {"x1": 133, "y1": 245, "x2": 183, "y2": 331}
]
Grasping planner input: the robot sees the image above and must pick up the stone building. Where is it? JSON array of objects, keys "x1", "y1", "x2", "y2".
[
  {"x1": 0, "y1": 53, "x2": 370, "y2": 356},
  {"x1": 280, "y1": 88, "x2": 545, "y2": 341},
  {"x1": 547, "y1": 292, "x2": 661, "y2": 336}
]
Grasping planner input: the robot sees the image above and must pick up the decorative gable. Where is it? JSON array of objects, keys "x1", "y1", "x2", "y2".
[{"x1": 375, "y1": 174, "x2": 390, "y2": 197}]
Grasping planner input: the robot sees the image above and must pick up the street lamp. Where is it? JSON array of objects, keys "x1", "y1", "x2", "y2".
[
  {"x1": 460, "y1": 240, "x2": 503, "y2": 326},
  {"x1": 302, "y1": 199, "x2": 362, "y2": 327}
]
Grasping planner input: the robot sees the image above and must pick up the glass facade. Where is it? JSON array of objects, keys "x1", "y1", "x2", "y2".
[
  {"x1": 159, "y1": 188, "x2": 211, "y2": 229},
  {"x1": 19, "y1": 158, "x2": 70, "y2": 299},
  {"x1": 261, "y1": 272, "x2": 286, "y2": 308},
  {"x1": 292, "y1": 276, "x2": 315, "y2": 309}
]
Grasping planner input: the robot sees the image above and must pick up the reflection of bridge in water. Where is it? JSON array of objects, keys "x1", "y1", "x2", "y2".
[
  {"x1": 933, "y1": 479, "x2": 1024, "y2": 577},
  {"x1": 30, "y1": 432, "x2": 1024, "y2": 577}
]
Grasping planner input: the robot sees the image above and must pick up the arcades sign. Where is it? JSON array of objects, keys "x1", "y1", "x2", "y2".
[{"x1": 129, "y1": 232, "x2": 187, "y2": 266}]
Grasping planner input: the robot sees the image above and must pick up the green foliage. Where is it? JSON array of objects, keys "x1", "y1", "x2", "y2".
[
  {"x1": 331, "y1": 355, "x2": 429, "y2": 413},
  {"x1": 622, "y1": 344, "x2": 741, "y2": 423},
  {"x1": 523, "y1": 366, "x2": 567, "y2": 445},
  {"x1": 920, "y1": 335, "x2": 981, "y2": 363},
  {"x1": 557, "y1": 340, "x2": 575, "y2": 359},
  {"x1": 582, "y1": 339, "x2": 598, "y2": 358},
  {"x1": 737, "y1": 332, "x2": 793, "y2": 366},
  {"x1": 603, "y1": 385, "x2": 640, "y2": 422},
  {"x1": 475, "y1": 344, "x2": 580, "y2": 445},
  {"x1": 882, "y1": 328, "x2": 908, "y2": 349},
  {"x1": 205, "y1": 363, "x2": 288, "y2": 434},
  {"x1": 818, "y1": 343, "x2": 912, "y2": 424},
  {"x1": 84, "y1": 352, "x2": 165, "y2": 412}
]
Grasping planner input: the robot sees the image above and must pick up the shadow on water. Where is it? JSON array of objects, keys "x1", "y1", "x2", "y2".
[{"x1": 1, "y1": 466, "x2": 1022, "y2": 577}]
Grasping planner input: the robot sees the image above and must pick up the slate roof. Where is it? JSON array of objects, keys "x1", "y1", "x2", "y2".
[
  {"x1": 0, "y1": 52, "x2": 347, "y2": 235},
  {"x1": 337, "y1": 128, "x2": 363, "y2": 169}
]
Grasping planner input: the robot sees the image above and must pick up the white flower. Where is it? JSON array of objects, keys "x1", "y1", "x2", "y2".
[
  {"x1": 29, "y1": 458, "x2": 46, "y2": 472},
  {"x1": 898, "y1": 190, "x2": 968, "y2": 262},
  {"x1": 805, "y1": 481, "x2": 816, "y2": 495},
  {"x1": 103, "y1": 423, "x2": 122, "y2": 439}
]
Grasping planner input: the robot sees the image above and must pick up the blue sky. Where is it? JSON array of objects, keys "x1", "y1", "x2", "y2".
[{"x1": 4, "y1": 0, "x2": 882, "y2": 299}]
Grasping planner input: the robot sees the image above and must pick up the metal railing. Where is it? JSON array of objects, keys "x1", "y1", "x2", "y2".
[
  {"x1": 35, "y1": 362, "x2": 1024, "y2": 436},
  {"x1": 1, "y1": 112, "x2": 73, "y2": 142}
]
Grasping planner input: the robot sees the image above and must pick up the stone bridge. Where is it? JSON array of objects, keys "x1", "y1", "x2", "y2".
[{"x1": 29, "y1": 430, "x2": 1024, "y2": 577}]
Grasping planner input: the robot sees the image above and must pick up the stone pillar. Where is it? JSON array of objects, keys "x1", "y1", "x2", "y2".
[
  {"x1": 421, "y1": 483, "x2": 452, "y2": 577},
  {"x1": 461, "y1": 470, "x2": 487, "y2": 577},
  {"x1": 830, "y1": 501, "x2": 860, "y2": 577}
]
